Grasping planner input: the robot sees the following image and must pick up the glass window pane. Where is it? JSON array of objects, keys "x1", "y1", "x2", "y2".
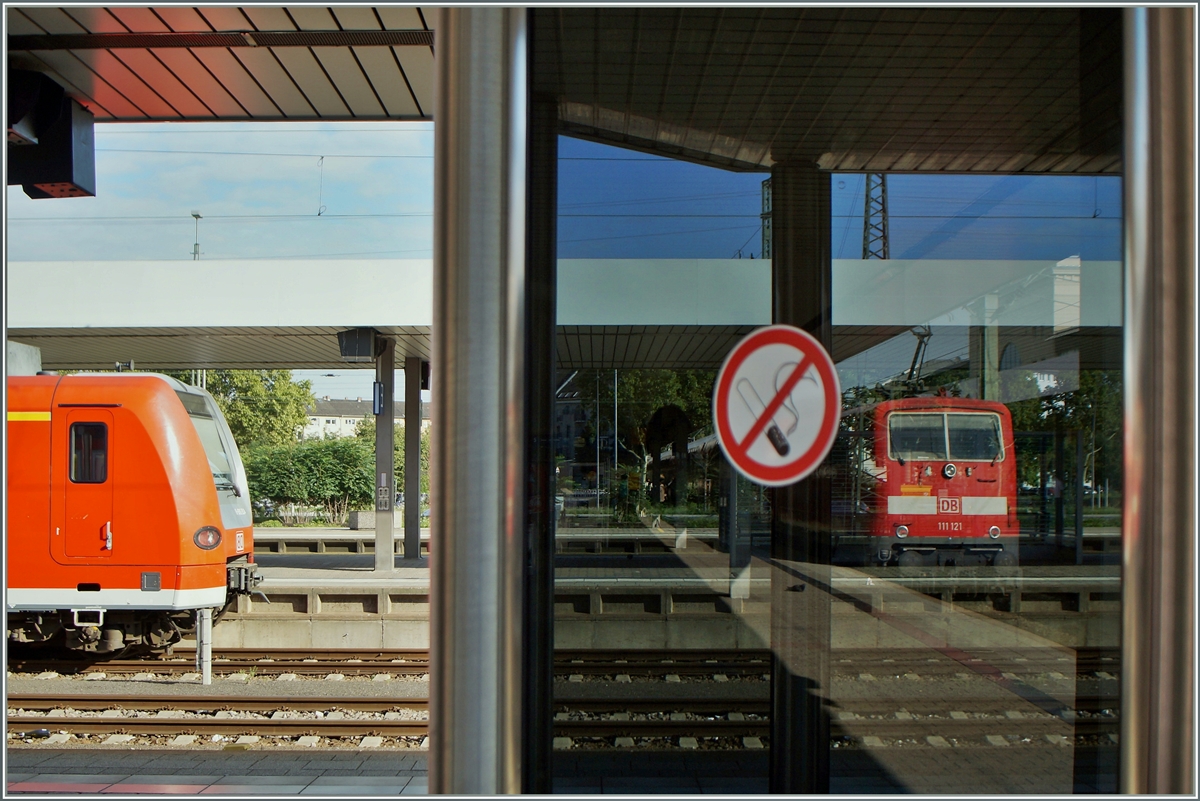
[
  {"x1": 70, "y1": 422, "x2": 107, "y2": 483},
  {"x1": 537, "y1": 9, "x2": 1124, "y2": 795},
  {"x1": 947, "y1": 412, "x2": 1004, "y2": 461},
  {"x1": 888, "y1": 413, "x2": 947, "y2": 460}
]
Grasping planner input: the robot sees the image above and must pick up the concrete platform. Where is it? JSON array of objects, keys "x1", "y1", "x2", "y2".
[
  {"x1": 206, "y1": 559, "x2": 1120, "y2": 652},
  {"x1": 7, "y1": 749, "x2": 427, "y2": 795},
  {"x1": 6, "y1": 746, "x2": 1119, "y2": 794},
  {"x1": 251, "y1": 526, "x2": 719, "y2": 556},
  {"x1": 253, "y1": 528, "x2": 430, "y2": 556},
  {"x1": 214, "y1": 562, "x2": 431, "y2": 650}
]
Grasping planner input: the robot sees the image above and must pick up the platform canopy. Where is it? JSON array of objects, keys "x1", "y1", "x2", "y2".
[
  {"x1": 6, "y1": 6, "x2": 435, "y2": 121},
  {"x1": 8, "y1": 7, "x2": 1121, "y2": 173},
  {"x1": 537, "y1": 7, "x2": 1123, "y2": 174},
  {"x1": 7, "y1": 7, "x2": 1124, "y2": 371}
]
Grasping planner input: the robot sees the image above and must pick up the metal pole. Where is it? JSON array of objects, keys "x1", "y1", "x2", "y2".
[
  {"x1": 404, "y1": 356, "x2": 422, "y2": 560},
  {"x1": 769, "y1": 162, "x2": 833, "y2": 794},
  {"x1": 521, "y1": 68, "x2": 559, "y2": 792},
  {"x1": 429, "y1": 8, "x2": 528, "y2": 794},
  {"x1": 1075, "y1": 432, "x2": 1084, "y2": 566},
  {"x1": 1121, "y1": 7, "x2": 1195, "y2": 794},
  {"x1": 613, "y1": 369, "x2": 618, "y2": 477},
  {"x1": 374, "y1": 337, "x2": 395, "y2": 572},
  {"x1": 595, "y1": 373, "x2": 600, "y2": 509},
  {"x1": 197, "y1": 608, "x2": 212, "y2": 686}
]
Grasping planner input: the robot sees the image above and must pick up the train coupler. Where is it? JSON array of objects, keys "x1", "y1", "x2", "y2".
[{"x1": 226, "y1": 561, "x2": 262, "y2": 595}]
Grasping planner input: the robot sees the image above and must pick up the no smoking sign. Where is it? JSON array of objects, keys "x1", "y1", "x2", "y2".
[{"x1": 713, "y1": 325, "x2": 841, "y2": 487}]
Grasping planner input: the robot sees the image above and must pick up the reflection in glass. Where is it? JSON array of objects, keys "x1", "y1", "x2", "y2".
[
  {"x1": 947, "y1": 413, "x2": 1004, "y2": 461},
  {"x1": 888, "y1": 413, "x2": 947, "y2": 461}
]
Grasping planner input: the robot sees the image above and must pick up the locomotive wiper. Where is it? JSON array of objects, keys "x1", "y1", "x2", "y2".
[{"x1": 214, "y1": 477, "x2": 242, "y2": 497}]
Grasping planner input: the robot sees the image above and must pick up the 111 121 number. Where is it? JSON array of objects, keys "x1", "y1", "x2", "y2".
[{"x1": 937, "y1": 521, "x2": 963, "y2": 532}]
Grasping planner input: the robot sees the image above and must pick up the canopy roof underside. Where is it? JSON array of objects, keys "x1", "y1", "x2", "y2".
[{"x1": 8, "y1": 6, "x2": 1122, "y2": 173}]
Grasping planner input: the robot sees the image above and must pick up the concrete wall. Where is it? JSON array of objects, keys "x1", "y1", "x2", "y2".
[
  {"x1": 557, "y1": 259, "x2": 772, "y2": 325},
  {"x1": 832, "y1": 258, "x2": 1123, "y2": 327},
  {"x1": 8, "y1": 258, "x2": 1122, "y2": 331},
  {"x1": 6, "y1": 341, "x2": 41, "y2": 375},
  {"x1": 6, "y1": 259, "x2": 434, "y2": 329}
]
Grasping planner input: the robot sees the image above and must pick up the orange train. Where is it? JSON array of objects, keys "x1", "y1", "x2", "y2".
[{"x1": 6, "y1": 373, "x2": 259, "y2": 654}]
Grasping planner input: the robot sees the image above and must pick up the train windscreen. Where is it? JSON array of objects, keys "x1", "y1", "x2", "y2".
[
  {"x1": 176, "y1": 391, "x2": 234, "y2": 488},
  {"x1": 888, "y1": 413, "x2": 946, "y2": 461},
  {"x1": 947, "y1": 413, "x2": 1004, "y2": 461}
]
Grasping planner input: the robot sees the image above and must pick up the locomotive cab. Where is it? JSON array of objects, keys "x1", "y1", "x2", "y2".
[
  {"x1": 7, "y1": 373, "x2": 260, "y2": 655},
  {"x1": 173, "y1": 386, "x2": 259, "y2": 594},
  {"x1": 870, "y1": 398, "x2": 1019, "y2": 567}
]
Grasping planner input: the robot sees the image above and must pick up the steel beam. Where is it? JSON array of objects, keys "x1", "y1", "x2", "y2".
[
  {"x1": 1121, "y1": 7, "x2": 1195, "y2": 795},
  {"x1": 374, "y1": 337, "x2": 395, "y2": 573},
  {"x1": 404, "y1": 356, "x2": 422, "y2": 561},
  {"x1": 769, "y1": 162, "x2": 832, "y2": 795},
  {"x1": 428, "y1": 7, "x2": 528, "y2": 795}
]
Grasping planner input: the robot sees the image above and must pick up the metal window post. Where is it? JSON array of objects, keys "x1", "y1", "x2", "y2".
[
  {"x1": 404, "y1": 356, "x2": 422, "y2": 560},
  {"x1": 1121, "y1": 7, "x2": 1195, "y2": 794},
  {"x1": 429, "y1": 7, "x2": 528, "y2": 795},
  {"x1": 374, "y1": 337, "x2": 395, "y2": 572},
  {"x1": 769, "y1": 161, "x2": 833, "y2": 795},
  {"x1": 521, "y1": 62, "x2": 559, "y2": 792}
]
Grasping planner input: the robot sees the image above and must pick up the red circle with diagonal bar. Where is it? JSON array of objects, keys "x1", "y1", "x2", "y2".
[{"x1": 713, "y1": 325, "x2": 841, "y2": 487}]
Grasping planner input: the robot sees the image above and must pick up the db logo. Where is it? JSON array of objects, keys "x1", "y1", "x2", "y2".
[{"x1": 938, "y1": 497, "x2": 961, "y2": 514}]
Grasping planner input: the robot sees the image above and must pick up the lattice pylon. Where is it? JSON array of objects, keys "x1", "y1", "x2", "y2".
[{"x1": 862, "y1": 174, "x2": 889, "y2": 259}]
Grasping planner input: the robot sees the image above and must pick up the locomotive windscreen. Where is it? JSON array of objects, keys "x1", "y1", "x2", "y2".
[
  {"x1": 176, "y1": 391, "x2": 234, "y2": 486},
  {"x1": 947, "y1": 413, "x2": 1003, "y2": 461},
  {"x1": 888, "y1": 413, "x2": 946, "y2": 461},
  {"x1": 888, "y1": 411, "x2": 1004, "y2": 463}
]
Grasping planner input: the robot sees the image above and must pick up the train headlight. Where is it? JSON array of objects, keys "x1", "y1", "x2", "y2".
[
  {"x1": 895, "y1": 525, "x2": 909, "y2": 539},
  {"x1": 943, "y1": 463, "x2": 957, "y2": 478},
  {"x1": 988, "y1": 526, "x2": 1001, "y2": 539},
  {"x1": 193, "y1": 526, "x2": 222, "y2": 550}
]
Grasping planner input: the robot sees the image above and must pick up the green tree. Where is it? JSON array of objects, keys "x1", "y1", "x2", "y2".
[
  {"x1": 354, "y1": 417, "x2": 432, "y2": 495},
  {"x1": 244, "y1": 437, "x2": 374, "y2": 525},
  {"x1": 576, "y1": 369, "x2": 715, "y2": 460},
  {"x1": 165, "y1": 370, "x2": 314, "y2": 449},
  {"x1": 572, "y1": 368, "x2": 716, "y2": 508}
]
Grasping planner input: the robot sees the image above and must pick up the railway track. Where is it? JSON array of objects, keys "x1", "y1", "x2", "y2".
[
  {"x1": 9, "y1": 654, "x2": 431, "y2": 678},
  {"x1": 9, "y1": 646, "x2": 1120, "y2": 680},
  {"x1": 9, "y1": 693, "x2": 1116, "y2": 742},
  {"x1": 6, "y1": 715, "x2": 428, "y2": 737},
  {"x1": 8, "y1": 695, "x2": 427, "y2": 713}
]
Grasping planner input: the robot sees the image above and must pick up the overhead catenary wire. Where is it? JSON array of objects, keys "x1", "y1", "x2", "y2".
[
  {"x1": 95, "y1": 148, "x2": 432, "y2": 158},
  {"x1": 9, "y1": 212, "x2": 1117, "y2": 224}
]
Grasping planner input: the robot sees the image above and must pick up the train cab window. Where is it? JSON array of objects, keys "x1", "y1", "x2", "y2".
[
  {"x1": 947, "y1": 413, "x2": 1003, "y2": 461},
  {"x1": 70, "y1": 422, "x2": 108, "y2": 483},
  {"x1": 888, "y1": 413, "x2": 947, "y2": 461},
  {"x1": 176, "y1": 391, "x2": 235, "y2": 490}
]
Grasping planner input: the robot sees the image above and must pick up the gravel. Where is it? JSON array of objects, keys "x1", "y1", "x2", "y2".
[{"x1": 8, "y1": 674, "x2": 429, "y2": 699}]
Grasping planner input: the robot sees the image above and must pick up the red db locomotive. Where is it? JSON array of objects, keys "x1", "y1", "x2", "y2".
[{"x1": 866, "y1": 397, "x2": 1019, "y2": 567}]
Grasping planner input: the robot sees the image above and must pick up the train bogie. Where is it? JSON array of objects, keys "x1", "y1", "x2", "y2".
[{"x1": 6, "y1": 373, "x2": 259, "y2": 653}]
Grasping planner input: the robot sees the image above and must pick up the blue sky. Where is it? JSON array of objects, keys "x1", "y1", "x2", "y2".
[
  {"x1": 559, "y1": 136, "x2": 1122, "y2": 262},
  {"x1": 6, "y1": 121, "x2": 434, "y2": 262},
  {"x1": 6, "y1": 123, "x2": 1121, "y2": 397},
  {"x1": 6, "y1": 121, "x2": 435, "y2": 399}
]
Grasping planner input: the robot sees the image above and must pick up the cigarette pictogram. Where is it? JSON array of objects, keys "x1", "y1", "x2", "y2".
[
  {"x1": 736, "y1": 378, "x2": 791, "y2": 456},
  {"x1": 714, "y1": 325, "x2": 841, "y2": 487}
]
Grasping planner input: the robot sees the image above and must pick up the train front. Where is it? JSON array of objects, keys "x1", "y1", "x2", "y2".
[
  {"x1": 172, "y1": 384, "x2": 260, "y2": 598},
  {"x1": 869, "y1": 398, "x2": 1019, "y2": 567}
]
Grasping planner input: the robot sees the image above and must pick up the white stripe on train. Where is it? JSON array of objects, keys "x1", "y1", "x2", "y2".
[
  {"x1": 6, "y1": 586, "x2": 227, "y2": 611},
  {"x1": 887, "y1": 496, "x2": 1007, "y2": 515}
]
